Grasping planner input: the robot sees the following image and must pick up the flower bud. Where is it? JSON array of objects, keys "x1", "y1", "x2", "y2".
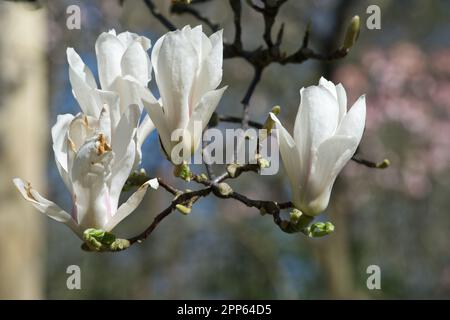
[
  {"x1": 216, "y1": 182, "x2": 233, "y2": 197},
  {"x1": 305, "y1": 221, "x2": 335, "y2": 237},
  {"x1": 343, "y1": 16, "x2": 360, "y2": 50},
  {"x1": 176, "y1": 204, "x2": 192, "y2": 215},
  {"x1": 377, "y1": 159, "x2": 390, "y2": 169},
  {"x1": 173, "y1": 162, "x2": 191, "y2": 181}
]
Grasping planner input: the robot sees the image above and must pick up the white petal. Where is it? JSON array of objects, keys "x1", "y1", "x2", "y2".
[
  {"x1": 117, "y1": 31, "x2": 151, "y2": 50},
  {"x1": 304, "y1": 135, "x2": 358, "y2": 215},
  {"x1": 142, "y1": 93, "x2": 172, "y2": 156},
  {"x1": 319, "y1": 76, "x2": 337, "y2": 100},
  {"x1": 66, "y1": 113, "x2": 98, "y2": 153},
  {"x1": 269, "y1": 113, "x2": 302, "y2": 206},
  {"x1": 12, "y1": 178, "x2": 82, "y2": 237},
  {"x1": 97, "y1": 89, "x2": 121, "y2": 130},
  {"x1": 109, "y1": 75, "x2": 144, "y2": 115},
  {"x1": 104, "y1": 178, "x2": 159, "y2": 232},
  {"x1": 95, "y1": 32, "x2": 126, "y2": 90},
  {"x1": 66, "y1": 47, "x2": 97, "y2": 89},
  {"x1": 293, "y1": 86, "x2": 340, "y2": 170},
  {"x1": 121, "y1": 41, "x2": 151, "y2": 87},
  {"x1": 67, "y1": 48, "x2": 104, "y2": 117},
  {"x1": 70, "y1": 135, "x2": 114, "y2": 230},
  {"x1": 186, "y1": 86, "x2": 227, "y2": 152},
  {"x1": 336, "y1": 94, "x2": 366, "y2": 143},
  {"x1": 109, "y1": 105, "x2": 141, "y2": 204},
  {"x1": 51, "y1": 114, "x2": 74, "y2": 190},
  {"x1": 98, "y1": 105, "x2": 112, "y2": 142},
  {"x1": 109, "y1": 139, "x2": 135, "y2": 209},
  {"x1": 137, "y1": 114, "x2": 155, "y2": 150},
  {"x1": 111, "y1": 104, "x2": 140, "y2": 161},
  {"x1": 152, "y1": 29, "x2": 198, "y2": 131},
  {"x1": 336, "y1": 83, "x2": 348, "y2": 122},
  {"x1": 135, "y1": 114, "x2": 155, "y2": 167},
  {"x1": 190, "y1": 29, "x2": 223, "y2": 107}
]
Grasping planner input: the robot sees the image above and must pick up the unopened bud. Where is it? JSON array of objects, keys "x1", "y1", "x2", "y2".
[
  {"x1": 173, "y1": 162, "x2": 191, "y2": 181},
  {"x1": 216, "y1": 182, "x2": 233, "y2": 197},
  {"x1": 343, "y1": 15, "x2": 360, "y2": 50},
  {"x1": 377, "y1": 159, "x2": 390, "y2": 169},
  {"x1": 257, "y1": 157, "x2": 270, "y2": 169},
  {"x1": 83, "y1": 228, "x2": 117, "y2": 251},
  {"x1": 261, "y1": 106, "x2": 282, "y2": 141},
  {"x1": 110, "y1": 239, "x2": 130, "y2": 251},
  {"x1": 227, "y1": 164, "x2": 241, "y2": 178},
  {"x1": 305, "y1": 221, "x2": 335, "y2": 237},
  {"x1": 176, "y1": 204, "x2": 192, "y2": 215}
]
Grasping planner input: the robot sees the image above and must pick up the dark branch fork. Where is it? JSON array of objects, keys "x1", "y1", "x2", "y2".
[{"x1": 124, "y1": 0, "x2": 386, "y2": 248}]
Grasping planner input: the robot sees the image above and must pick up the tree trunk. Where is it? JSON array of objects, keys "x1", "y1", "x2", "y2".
[{"x1": 0, "y1": 2, "x2": 47, "y2": 299}]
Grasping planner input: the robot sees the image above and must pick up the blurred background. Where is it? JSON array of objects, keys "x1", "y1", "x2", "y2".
[{"x1": 1, "y1": 0, "x2": 450, "y2": 299}]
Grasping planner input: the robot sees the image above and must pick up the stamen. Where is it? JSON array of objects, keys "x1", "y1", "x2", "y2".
[{"x1": 97, "y1": 133, "x2": 112, "y2": 155}]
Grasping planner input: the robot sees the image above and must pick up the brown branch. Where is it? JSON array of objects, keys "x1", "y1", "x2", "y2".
[
  {"x1": 241, "y1": 67, "x2": 263, "y2": 128},
  {"x1": 128, "y1": 186, "x2": 212, "y2": 244},
  {"x1": 217, "y1": 114, "x2": 264, "y2": 129},
  {"x1": 171, "y1": 3, "x2": 220, "y2": 32},
  {"x1": 229, "y1": 0, "x2": 243, "y2": 49},
  {"x1": 143, "y1": 0, "x2": 176, "y2": 31}
]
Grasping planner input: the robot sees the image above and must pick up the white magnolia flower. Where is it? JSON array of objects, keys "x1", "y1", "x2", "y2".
[
  {"x1": 143, "y1": 25, "x2": 227, "y2": 162},
  {"x1": 13, "y1": 105, "x2": 158, "y2": 238},
  {"x1": 271, "y1": 77, "x2": 366, "y2": 216},
  {"x1": 67, "y1": 29, "x2": 155, "y2": 165}
]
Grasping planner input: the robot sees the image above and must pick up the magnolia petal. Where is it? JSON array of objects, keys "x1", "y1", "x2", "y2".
[
  {"x1": 110, "y1": 139, "x2": 136, "y2": 207},
  {"x1": 336, "y1": 94, "x2": 366, "y2": 143},
  {"x1": 12, "y1": 178, "x2": 82, "y2": 237},
  {"x1": 66, "y1": 113, "x2": 98, "y2": 153},
  {"x1": 95, "y1": 32, "x2": 126, "y2": 90},
  {"x1": 187, "y1": 86, "x2": 227, "y2": 153},
  {"x1": 294, "y1": 85, "x2": 340, "y2": 169},
  {"x1": 121, "y1": 41, "x2": 152, "y2": 87},
  {"x1": 305, "y1": 135, "x2": 358, "y2": 215},
  {"x1": 104, "y1": 178, "x2": 159, "y2": 232},
  {"x1": 109, "y1": 75, "x2": 144, "y2": 115},
  {"x1": 191, "y1": 29, "x2": 223, "y2": 107},
  {"x1": 150, "y1": 33, "x2": 165, "y2": 79},
  {"x1": 142, "y1": 93, "x2": 172, "y2": 156},
  {"x1": 137, "y1": 114, "x2": 155, "y2": 150},
  {"x1": 336, "y1": 83, "x2": 348, "y2": 122},
  {"x1": 153, "y1": 28, "x2": 198, "y2": 131},
  {"x1": 117, "y1": 31, "x2": 151, "y2": 50},
  {"x1": 98, "y1": 105, "x2": 112, "y2": 143},
  {"x1": 111, "y1": 104, "x2": 140, "y2": 161},
  {"x1": 319, "y1": 77, "x2": 338, "y2": 100},
  {"x1": 97, "y1": 89, "x2": 120, "y2": 131},
  {"x1": 51, "y1": 114, "x2": 74, "y2": 190},
  {"x1": 109, "y1": 104, "x2": 141, "y2": 203},
  {"x1": 270, "y1": 113, "x2": 302, "y2": 206},
  {"x1": 66, "y1": 48, "x2": 97, "y2": 89},
  {"x1": 135, "y1": 114, "x2": 155, "y2": 166},
  {"x1": 70, "y1": 136, "x2": 114, "y2": 230},
  {"x1": 67, "y1": 48, "x2": 103, "y2": 117}
]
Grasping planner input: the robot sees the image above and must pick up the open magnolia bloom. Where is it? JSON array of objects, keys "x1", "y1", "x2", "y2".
[
  {"x1": 143, "y1": 25, "x2": 227, "y2": 163},
  {"x1": 13, "y1": 105, "x2": 158, "y2": 239},
  {"x1": 67, "y1": 29, "x2": 155, "y2": 165},
  {"x1": 271, "y1": 77, "x2": 366, "y2": 216}
]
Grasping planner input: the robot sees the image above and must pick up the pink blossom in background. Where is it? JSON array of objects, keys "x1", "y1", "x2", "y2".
[{"x1": 335, "y1": 43, "x2": 450, "y2": 199}]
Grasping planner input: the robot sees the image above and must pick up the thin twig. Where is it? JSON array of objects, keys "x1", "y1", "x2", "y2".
[
  {"x1": 128, "y1": 187, "x2": 212, "y2": 244},
  {"x1": 143, "y1": 0, "x2": 176, "y2": 31},
  {"x1": 171, "y1": 3, "x2": 220, "y2": 32},
  {"x1": 217, "y1": 114, "x2": 263, "y2": 129},
  {"x1": 241, "y1": 67, "x2": 263, "y2": 128}
]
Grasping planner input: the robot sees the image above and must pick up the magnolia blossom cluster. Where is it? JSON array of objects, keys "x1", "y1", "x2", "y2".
[{"x1": 13, "y1": 25, "x2": 366, "y2": 241}]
